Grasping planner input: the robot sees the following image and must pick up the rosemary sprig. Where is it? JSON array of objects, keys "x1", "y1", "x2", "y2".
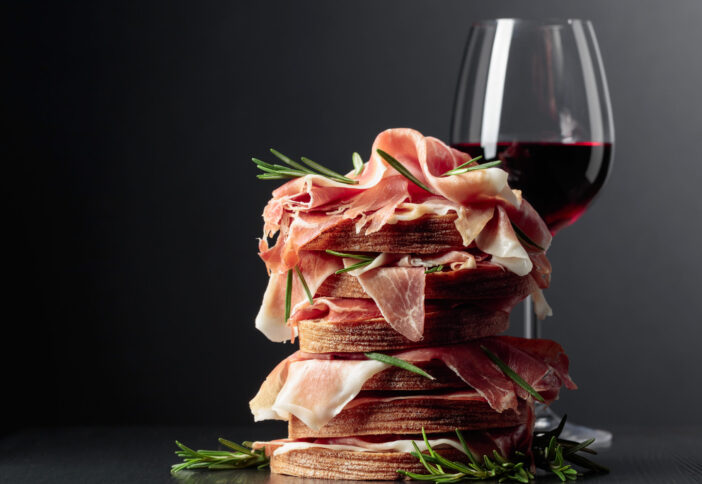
[
  {"x1": 324, "y1": 249, "x2": 375, "y2": 261},
  {"x1": 442, "y1": 155, "x2": 495, "y2": 176},
  {"x1": 511, "y1": 222, "x2": 546, "y2": 252},
  {"x1": 171, "y1": 439, "x2": 268, "y2": 475},
  {"x1": 376, "y1": 149, "x2": 434, "y2": 194},
  {"x1": 424, "y1": 264, "x2": 444, "y2": 274},
  {"x1": 294, "y1": 266, "x2": 314, "y2": 305},
  {"x1": 352, "y1": 152, "x2": 364, "y2": 175},
  {"x1": 480, "y1": 345, "x2": 546, "y2": 403},
  {"x1": 284, "y1": 269, "x2": 293, "y2": 321},
  {"x1": 397, "y1": 428, "x2": 534, "y2": 483},
  {"x1": 335, "y1": 260, "x2": 374, "y2": 274},
  {"x1": 364, "y1": 352, "x2": 435, "y2": 380},
  {"x1": 398, "y1": 416, "x2": 607, "y2": 483},
  {"x1": 171, "y1": 416, "x2": 607, "y2": 481},
  {"x1": 443, "y1": 159, "x2": 502, "y2": 176},
  {"x1": 252, "y1": 149, "x2": 359, "y2": 185},
  {"x1": 324, "y1": 249, "x2": 377, "y2": 274}
]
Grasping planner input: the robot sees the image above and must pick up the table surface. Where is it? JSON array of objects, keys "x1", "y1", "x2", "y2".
[{"x1": 2, "y1": 425, "x2": 701, "y2": 483}]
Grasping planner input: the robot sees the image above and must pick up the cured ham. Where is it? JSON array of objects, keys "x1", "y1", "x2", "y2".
[
  {"x1": 255, "y1": 251, "x2": 342, "y2": 342},
  {"x1": 271, "y1": 359, "x2": 388, "y2": 430},
  {"x1": 356, "y1": 266, "x2": 426, "y2": 341},
  {"x1": 289, "y1": 297, "x2": 381, "y2": 324},
  {"x1": 259, "y1": 128, "x2": 549, "y2": 279},
  {"x1": 255, "y1": 420, "x2": 532, "y2": 461},
  {"x1": 250, "y1": 336, "x2": 574, "y2": 429},
  {"x1": 476, "y1": 205, "x2": 532, "y2": 276}
]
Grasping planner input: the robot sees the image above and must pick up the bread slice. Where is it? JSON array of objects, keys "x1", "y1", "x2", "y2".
[
  {"x1": 270, "y1": 446, "x2": 466, "y2": 480},
  {"x1": 297, "y1": 304, "x2": 509, "y2": 353},
  {"x1": 302, "y1": 214, "x2": 464, "y2": 254},
  {"x1": 288, "y1": 394, "x2": 529, "y2": 439},
  {"x1": 316, "y1": 263, "x2": 533, "y2": 300}
]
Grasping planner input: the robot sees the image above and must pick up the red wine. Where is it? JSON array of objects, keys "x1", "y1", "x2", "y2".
[{"x1": 452, "y1": 141, "x2": 612, "y2": 234}]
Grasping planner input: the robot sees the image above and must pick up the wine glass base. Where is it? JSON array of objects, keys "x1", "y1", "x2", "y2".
[{"x1": 535, "y1": 404, "x2": 613, "y2": 450}]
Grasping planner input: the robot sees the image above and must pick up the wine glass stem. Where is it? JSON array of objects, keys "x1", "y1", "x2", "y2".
[{"x1": 523, "y1": 295, "x2": 540, "y2": 339}]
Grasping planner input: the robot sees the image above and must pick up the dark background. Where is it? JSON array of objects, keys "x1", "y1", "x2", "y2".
[{"x1": 4, "y1": 0, "x2": 702, "y2": 433}]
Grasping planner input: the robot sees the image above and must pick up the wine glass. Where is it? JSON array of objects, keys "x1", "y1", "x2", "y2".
[{"x1": 450, "y1": 18, "x2": 613, "y2": 447}]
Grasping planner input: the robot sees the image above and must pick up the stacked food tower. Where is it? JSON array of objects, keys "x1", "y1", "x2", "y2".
[{"x1": 249, "y1": 129, "x2": 576, "y2": 480}]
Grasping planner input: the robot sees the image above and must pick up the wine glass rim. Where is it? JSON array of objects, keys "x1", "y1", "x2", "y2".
[{"x1": 472, "y1": 18, "x2": 592, "y2": 27}]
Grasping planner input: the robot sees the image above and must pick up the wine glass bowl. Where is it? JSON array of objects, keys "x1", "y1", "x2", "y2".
[{"x1": 451, "y1": 19, "x2": 614, "y2": 234}]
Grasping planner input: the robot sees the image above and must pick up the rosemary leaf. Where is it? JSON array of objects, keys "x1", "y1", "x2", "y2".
[
  {"x1": 171, "y1": 439, "x2": 268, "y2": 474},
  {"x1": 334, "y1": 260, "x2": 373, "y2": 274},
  {"x1": 425, "y1": 264, "x2": 443, "y2": 274},
  {"x1": 284, "y1": 269, "x2": 293, "y2": 321},
  {"x1": 269, "y1": 148, "x2": 314, "y2": 174},
  {"x1": 511, "y1": 222, "x2": 546, "y2": 252},
  {"x1": 441, "y1": 155, "x2": 483, "y2": 175},
  {"x1": 294, "y1": 266, "x2": 314, "y2": 305},
  {"x1": 256, "y1": 173, "x2": 296, "y2": 180},
  {"x1": 364, "y1": 352, "x2": 435, "y2": 380},
  {"x1": 352, "y1": 152, "x2": 364, "y2": 175},
  {"x1": 480, "y1": 345, "x2": 546, "y2": 403},
  {"x1": 443, "y1": 158, "x2": 503, "y2": 176},
  {"x1": 324, "y1": 249, "x2": 375, "y2": 261},
  {"x1": 376, "y1": 149, "x2": 434, "y2": 194},
  {"x1": 300, "y1": 156, "x2": 358, "y2": 184}
]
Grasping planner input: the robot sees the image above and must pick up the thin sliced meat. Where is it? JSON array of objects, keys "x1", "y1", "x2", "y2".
[
  {"x1": 356, "y1": 266, "x2": 426, "y2": 341},
  {"x1": 341, "y1": 176, "x2": 409, "y2": 234},
  {"x1": 419, "y1": 135, "x2": 520, "y2": 207},
  {"x1": 397, "y1": 250, "x2": 476, "y2": 271},
  {"x1": 395, "y1": 345, "x2": 517, "y2": 412},
  {"x1": 289, "y1": 297, "x2": 382, "y2": 324},
  {"x1": 260, "y1": 212, "x2": 345, "y2": 274},
  {"x1": 254, "y1": 421, "x2": 533, "y2": 465},
  {"x1": 498, "y1": 336, "x2": 577, "y2": 390},
  {"x1": 251, "y1": 337, "x2": 575, "y2": 426},
  {"x1": 255, "y1": 251, "x2": 342, "y2": 342},
  {"x1": 249, "y1": 351, "x2": 307, "y2": 421},
  {"x1": 476, "y1": 205, "x2": 532, "y2": 276},
  {"x1": 269, "y1": 359, "x2": 388, "y2": 430}
]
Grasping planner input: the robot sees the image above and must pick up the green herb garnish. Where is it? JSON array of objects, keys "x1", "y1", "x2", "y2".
[
  {"x1": 376, "y1": 149, "x2": 434, "y2": 193},
  {"x1": 364, "y1": 352, "x2": 435, "y2": 380},
  {"x1": 397, "y1": 428, "x2": 533, "y2": 482},
  {"x1": 424, "y1": 264, "x2": 444, "y2": 274},
  {"x1": 352, "y1": 152, "x2": 364, "y2": 175},
  {"x1": 324, "y1": 249, "x2": 377, "y2": 274},
  {"x1": 334, "y1": 260, "x2": 374, "y2": 274},
  {"x1": 252, "y1": 149, "x2": 359, "y2": 185},
  {"x1": 171, "y1": 439, "x2": 268, "y2": 474},
  {"x1": 480, "y1": 345, "x2": 545, "y2": 403},
  {"x1": 294, "y1": 265, "x2": 314, "y2": 305},
  {"x1": 324, "y1": 249, "x2": 375, "y2": 261},
  {"x1": 172, "y1": 416, "x2": 607, "y2": 480},
  {"x1": 511, "y1": 222, "x2": 547, "y2": 252},
  {"x1": 398, "y1": 416, "x2": 608, "y2": 482},
  {"x1": 443, "y1": 157, "x2": 503, "y2": 176},
  {"x1": 284, "y1": 269, "x2": 293, "y2": 321}
]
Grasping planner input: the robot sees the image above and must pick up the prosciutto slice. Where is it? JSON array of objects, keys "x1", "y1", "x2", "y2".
[
  {"x1": 476, "y1": 205, "x2": 532, "y2": 276},
  {"x1": 289, "y1": 297, "x2": 381, "y2": 324},
  {"x1": 255, "y1": 128, "x2": 555, "y2": 341},
  {"x1": 255, "y1": 251, "x2": 342, "y2": 342},
  {"x1": 250, "y1": 336, "x2": 574, "y2": 428},
  {"x1": 255, "y1": 420, "x2": 532, "y2": 463},
  {"x1": 356, "y1": 266, "x2": 426, "y2": 341},
  {"x1": 259, "y1": 129, "x2": 549, "y2": 278}
]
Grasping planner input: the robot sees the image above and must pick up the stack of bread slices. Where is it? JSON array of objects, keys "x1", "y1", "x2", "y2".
[{"x1": 249, "y1": 129, "x2": 576, "y2": 480}]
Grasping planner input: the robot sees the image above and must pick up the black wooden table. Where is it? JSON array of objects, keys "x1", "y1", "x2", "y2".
[{"x1": 2, "y1": 425, "x2": 701, "y2": 483}]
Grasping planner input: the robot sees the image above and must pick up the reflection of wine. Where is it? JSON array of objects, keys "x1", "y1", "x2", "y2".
[{"x1": 452, "y1": 142, "x2": 613, "y2": 234}]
